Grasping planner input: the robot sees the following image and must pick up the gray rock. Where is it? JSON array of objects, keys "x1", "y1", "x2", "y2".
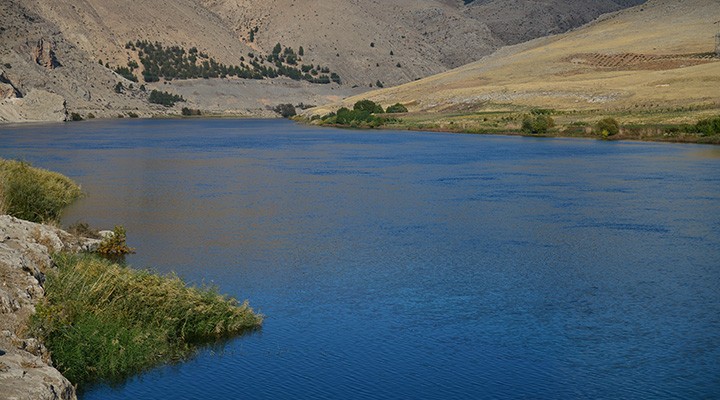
[{"x1": 0, "y1": 215, "x2": 101, "y2": 400}]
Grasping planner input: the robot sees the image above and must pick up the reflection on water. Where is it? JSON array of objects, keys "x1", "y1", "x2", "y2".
[{"x1": 1, "y1": 119, "x2": 719, "y2": 399}]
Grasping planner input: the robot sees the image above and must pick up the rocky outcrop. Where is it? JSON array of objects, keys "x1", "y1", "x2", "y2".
[
  {"x1": 32, "y1": 38, "x2": 61, "y2": 70},
  {"x1": 0, "y1": 215, "x2": 100, "y2": 400},
  {"x1": 0, "y1": 89, "x2": 67, "y2": 123},
  {"x1": 0, "y1": 71, "x2": 21, "y2": 100}
]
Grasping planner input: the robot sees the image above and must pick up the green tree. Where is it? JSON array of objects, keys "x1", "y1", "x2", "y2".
[
  {"x1": 386, "y1": 103, "x2": 408, "y2": 113},
  {"x1": 522, "y1": 114, "x2": 555, "y2": 134},
  {"x1": 273, "y1": 103, "x2": 296, "y2": 118},
  {"x1": 596, "y1": 117, "x2": 620, "y2": 137},
  {"x1": 353, "y1": 99, "x2": 384, "y2": 114}
]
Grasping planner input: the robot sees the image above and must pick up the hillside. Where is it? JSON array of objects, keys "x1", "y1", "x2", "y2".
[
  {"x1": 311, "y1": 0, "x2": 720, "y2": 122},
  {"x1": 0, "y1": 0, "x2": 644, "y2": 123},
  {"x1": 202, "y1": 0, "x2": 645, "y2": 87}
]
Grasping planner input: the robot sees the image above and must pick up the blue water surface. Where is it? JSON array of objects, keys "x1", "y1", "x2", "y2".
[{"x1": 1, "y1": 119, "x2": 719, "y2": 399}]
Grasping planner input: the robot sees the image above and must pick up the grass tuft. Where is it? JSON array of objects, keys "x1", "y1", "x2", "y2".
[
  {"x1": 31, "y1": 253, "x2": 262, "y2": 386},
  {"x1": 0, "y1": 159, "x2": 83, "y2": 223}
]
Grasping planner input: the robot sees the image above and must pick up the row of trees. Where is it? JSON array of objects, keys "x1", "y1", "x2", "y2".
[
  {"x1": 117, "y1": 40, "x2": 341, "y2": 85},
  {"x1": 319, "y1": 100, "x2": 408, "y2": 127}
]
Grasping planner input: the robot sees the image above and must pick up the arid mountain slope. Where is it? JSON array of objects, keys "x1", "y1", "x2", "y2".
[
  {"x1": 202, "y1": 0, "x2": 645, "y2": 87},
  {"x1": 313, "y1": 0, "x2": 720, "y2": 115},
  {"x1": 1, "y1": 0, "x2": 645, "y2": 122}
]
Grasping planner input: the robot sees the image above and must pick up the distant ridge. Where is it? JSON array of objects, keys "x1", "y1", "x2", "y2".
[{"x1": 311, "y1": 0, "x2": 720, "y2": 117}]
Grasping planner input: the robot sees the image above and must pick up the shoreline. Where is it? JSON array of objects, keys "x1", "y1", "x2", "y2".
[
  {"x1": 297, "y1": 108, "x2": 720, "y2": 145},
  {"x1": 0, "y1": 216, "x2": 100, "y2": 400}
]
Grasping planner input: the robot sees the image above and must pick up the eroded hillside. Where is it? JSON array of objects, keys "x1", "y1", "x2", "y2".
[{"x1": 0, "y1": 0, "x2": 646, "y2": 122}]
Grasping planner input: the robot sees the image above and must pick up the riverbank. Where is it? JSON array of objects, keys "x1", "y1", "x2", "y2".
[
  {"x1": 298, "y1": 105, "x2": 720, "y2": 145},
  {"x1": 0, "y1": 215, "x2": 99, "y2": 400},
  {"x1": 0, "y1": 160, "x2": 262, "y2": 395}
]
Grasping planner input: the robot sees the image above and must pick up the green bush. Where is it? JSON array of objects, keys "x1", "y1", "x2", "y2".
[
  {"x1": 353, "y1": 99, "x2": 384, "y2": 114},
  {"x1": 322, "y1": 105, "x2": 385, "y2": 127},
  {"x1": 695, "y1": 116, "x2": 720, "y2": 136},
  {"x1": 0, "y1": 159, "x2": 83, "y2": 223},
  {"x1": 69, "y1": 112, "x2": 83, "y2": 121},
  {"x1": 31, "y1": 253, "x2": 262, "y2": 386},
  {"x1": 521, "y1": 114, "x2": 555, "y2": 134},
  {"x1": 596, "y1": 117, "x2": 620, "y2": 137},
  {"x1": 385, "y1": 103, "x2": 408, "y2": 113}
]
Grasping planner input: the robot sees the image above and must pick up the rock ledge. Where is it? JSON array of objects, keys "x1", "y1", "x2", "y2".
[{"x1": 0, "y1": 215, "x2": 100, "y2": 400}]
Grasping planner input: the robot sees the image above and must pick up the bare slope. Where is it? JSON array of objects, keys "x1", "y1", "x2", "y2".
[{"x1": 313, "y1": 0, "x2": 720, "y2": 115}]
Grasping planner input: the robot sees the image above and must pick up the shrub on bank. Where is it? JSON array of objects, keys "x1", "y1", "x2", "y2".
[
  {"x1": 521, "y1": 114, "x2": 555, "y2": 134},
  {"x1": 0, "y1": 159, "x2": 82, "y2": 223},
  {"x1": 596, "y1": 117, "x2": 620, "y2": 137},
  {"x1": 273, "y1": 103, "x2": 297, "y2": 118},
  {"x1": 353, "y1": 99, "x2": 384, "y2": 114},
  {"x1": 31, "y1": 253, "x2": 262, "y2": 386},
  {"x1": 385, "y1": 103, "x2": 408, "y2": 113},
  {"x1": 96, "y1": 225, "x2": 135, "y2": 261},
  {"x1": 695, "y1": 116, "x2": 720, "y2": 136}
]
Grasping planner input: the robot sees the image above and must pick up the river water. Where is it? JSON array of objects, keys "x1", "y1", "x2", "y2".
[{"x1": 1, "y1": 119, "x2": 719, "y2": 399}]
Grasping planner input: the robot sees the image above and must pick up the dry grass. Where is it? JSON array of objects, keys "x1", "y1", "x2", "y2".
[{"x1": 309, "y1": 0, "x2": 720, "y2": 119}]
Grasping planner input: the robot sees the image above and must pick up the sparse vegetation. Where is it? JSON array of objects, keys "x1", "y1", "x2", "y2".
[
  {"x1": 70, "y1": 112, "x2": 84, "y2": 121},
  {"x1": 0, "y1": 159, "x2": 83, "y2": 224},
  {"x1": 30, "y1": 253, "x2": 262, "y2": 386},
  {"x1": 125, "y1": 40, "x2": 340, "y2": 85},
  {"x1": 114, "y1": 66, "x2": 138, "y2": 82}
]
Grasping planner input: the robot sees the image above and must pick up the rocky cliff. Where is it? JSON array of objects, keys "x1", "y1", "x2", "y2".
[{"x1": 0, "y1": 215, "x2": 99, "y2": 400}]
